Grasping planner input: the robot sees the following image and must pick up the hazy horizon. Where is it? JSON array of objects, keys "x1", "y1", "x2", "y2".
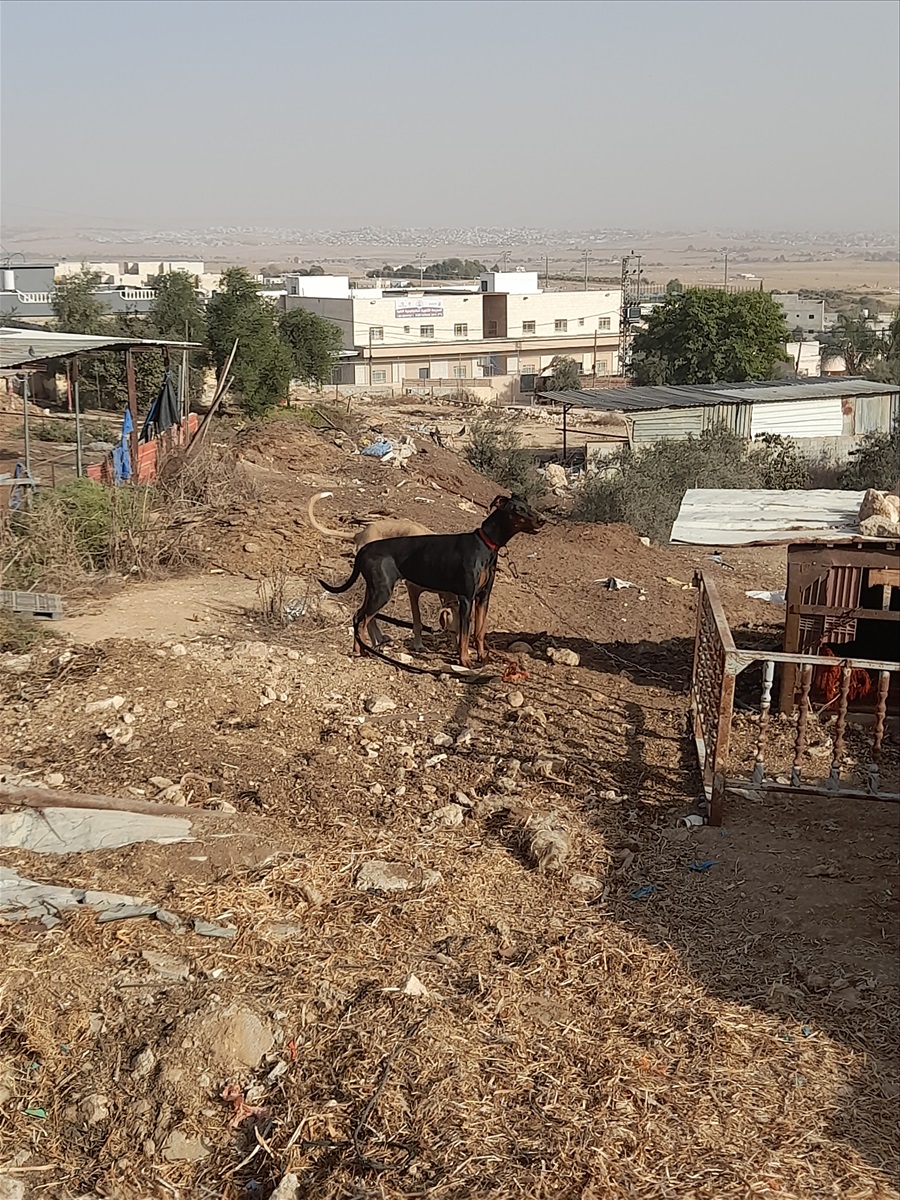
[{"x1": 2, "y1": 0, "x2": 899, "y2": 236}]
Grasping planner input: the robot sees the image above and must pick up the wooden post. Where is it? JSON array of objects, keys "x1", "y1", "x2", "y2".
[{"x1": 125, "y1": 349, "x2": 139, "y2": 483}]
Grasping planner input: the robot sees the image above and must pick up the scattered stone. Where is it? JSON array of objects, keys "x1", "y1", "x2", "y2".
[
  {"x1": 170, "y1": 643, "x2": 187, "y2": 657},
  {"x1": 286, "y1": 649, "x2": 300, "y2": 661},
  {"x1": 521, "y1": 814, "x2": 571, "y2": 871},
  {"x1": 0, "y1": 654, "x2": 31, "y2": 676},
  {"x1": 544, "y1": 462, "x2": 568, "y2": 490},
  {"x1": 44, "y1": 772, "x2": 64, "y2": 788},
  {"x1": 401, "y1": 973, "x2": 429, "y2": 998},
  {"x1": 164, "y1": 699, "x2": 179, "y2": 710},
  {"x1": 455, "y1": 727, "x2": 474, "y2": 745},
  {"x1": 454, "y1": 790, "x2": 472, "y2": 808},
  {"x1": 262, "y1": 685, "x2": 277, "y2": 701},
  {"x1": 103, "y1": 723, "x2": 134, "y2": 746},
  {"x1": 78, "y1": 1093, "x2": 110, "y2": 1125},
  {"x1": 0, "y1": 1176, "x2": 26, "y2": 1200},
  {"x1": 132, "y1": 1046, "x2": 156, "y2": 1080},
  {"x1": 149, "y1": 776, "x2": 176, "y2": 792},
  {"x1": 161, "y1": 1128, "x2": 210, "y2": 1163},
  {"x1": 569, "y1": 873, "x2": 603, "y2": 894},
  {"x1": 190, "y1": 1005, "x2": 275, "y2": 1071},
  {"x1": 300, "y1": 882, "x2": 324, "y2": 906},
  {"x1": 365, "y1": 694, "x2": 397, "y2": 714},
  {"x1": 431, "y1": 803, "x2": 464, "y2": 827},
  {"x1": 424, "y1": 753, "x2": 448, "y2": 768},
  {"x1": 269, "y1": 1176, "x2": 300, "y2": 1200},
  {"x1": 516, "y1": 705, "x2": 547, "y2": 726},
  {"x1": 51, "y1": 650, "x2": 74, "y2": 667},
  {"x1": 85, "y1": 695, "x2": 125, "y2": 714},
  {"x1": 508, "y1": 641, "x2": 533, "y2": 655},
  {"x1": 193, "y1": 918, "x2": 237, "y2": 939},
  {"x1": 243, "y1": 542, "x2": 261, "y2": 553},
  {"x1": 507, "y1": 690, "x2": 525, "y2": 708},
  {"x1": 355, "y1": 860, "x2": 442, "y2": 893},
  {"x1": 156, "y1": 784, "x2": 186, "y2": 804},
  {"x1": 639, "y1": 536, "x2": 651, "y2": 546},
  {"x1": 547, "y1": 647, "x2": 579, "y2": 667},
  {"x1": 142, "y1": 950, "x2": 191, "y2": 982},
  {"x1": 432, "y1": 732, "x2": 453, "y2": 747}
]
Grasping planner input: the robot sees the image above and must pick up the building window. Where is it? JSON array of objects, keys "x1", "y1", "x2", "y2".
[
  {"x1": 808, "y1": 314, "x2": 815, "y2": 321},
  {"x1": 420, "y1": 325, "x2": 434, "y2": 338},
  {"x1": 418, "y1": 367, "x2": 430, "y2": 380},
  {"x1": 522, "y1": 320, "x2": 536, "y2": 334},
  {"x1": 369, "y1": 326, "x2": 383, "y2": 341},
  {"x1": 452, "y1": 364, "x2": 467, "y2": 378},
  {"x1": 554, "y1": 319, "x2": 567, "y2": 333},
  {"x1": 454, "y1": 323, "x2": 468, "y2": 337},
  {"x1": 578, "y1": 317, "x2": 584, "y2": 326},
  {"x1": 372, "y1": 369, "x2": 386, "y2": 383},
  {"x1": 594, "y1": 360, "x2": 609, "y2": 375},
  {"x1": 521, "y1": 363, "x2": 536, "y2": 374},
  {"x1": 403, "y1": 325, "x2": 410, "y2": 333},
  {"x1": 598, "y1": 317, "x2": 611, "y2": 331}
]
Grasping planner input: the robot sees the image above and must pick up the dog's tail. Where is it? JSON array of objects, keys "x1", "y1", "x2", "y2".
[
  {"x1": 319, "y1": 562, "x2": 361, "y2": 594},
  {"x1": 307, "y1": 491, "x2": 354, "y2": 541}
]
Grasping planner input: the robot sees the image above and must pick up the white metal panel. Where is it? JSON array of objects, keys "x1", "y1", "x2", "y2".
[
  {"x1": 670, "y1": 488, "x2": 867, "y2": 546},
  {"x1": 749, "y1": 397, "x2": 843, "y2": 438}
]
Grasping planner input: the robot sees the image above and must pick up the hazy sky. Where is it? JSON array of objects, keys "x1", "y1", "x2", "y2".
[{"x1": 2, "y1": 0, "x2": 898, "y2": 233}]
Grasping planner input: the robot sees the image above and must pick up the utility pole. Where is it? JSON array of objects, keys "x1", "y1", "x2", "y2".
[
  {"x1": 723, "y1": 249, "x2": 728, "y2": 290},
  {"x1": 502, "y1": 251, "x2": 510, "y2": 272},
  {"x1": 583, "y1": 250, "x2": 590, "y2": 291},
  {"x1": 544, "y1": 254, "x2": 549, "y2": 286}
]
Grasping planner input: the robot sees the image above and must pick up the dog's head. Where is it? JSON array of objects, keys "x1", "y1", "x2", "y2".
[{"x1": 491, "y1": 493, "x2": 545, "y2": 535}]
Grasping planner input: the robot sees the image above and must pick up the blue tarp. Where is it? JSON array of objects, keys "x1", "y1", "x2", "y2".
[{"x1": 112, "y1": 409, "x2": 134, "y2": 485}]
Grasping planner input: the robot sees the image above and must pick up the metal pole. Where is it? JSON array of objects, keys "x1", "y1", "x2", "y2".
[
  {"x1": 22, "y1": 373, "x2": 32, "y2": 481},
  {"x1": 73, "y1": 357, "x2": 84, "y2": 478},
  {"x1": 583, "y1": 251, "x2": 589, "y2": 291},
  {"x1": 368, "y1": 327, "x2": 373, "y2": 386},
  {"x1": 723, "y1": 249, "x2": 728, "y2": 289},
  {"x1": 562, "y1": 404, "x2": 568, "y2": 461},
  {"x1": 125, "y1": 349, "x2": 139, "y2": 483}
]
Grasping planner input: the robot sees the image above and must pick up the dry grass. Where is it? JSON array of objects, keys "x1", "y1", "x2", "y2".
[{"x1": 0, "y1": 444, "x2": 259, "y2": 592}]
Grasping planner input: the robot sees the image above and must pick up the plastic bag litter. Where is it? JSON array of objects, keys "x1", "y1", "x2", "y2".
[{"x1": 745, "y1": 590, "x2": 786, "y2": 604}]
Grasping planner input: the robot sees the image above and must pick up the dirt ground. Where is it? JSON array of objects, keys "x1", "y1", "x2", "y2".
[{"x1": 1, "y1": 417, "x2": 898, "y2": 1200}]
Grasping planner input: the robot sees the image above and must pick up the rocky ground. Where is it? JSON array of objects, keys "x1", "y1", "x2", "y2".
[{"x1": 0, "y1": 416, "x2": 898, "y2": 1200}]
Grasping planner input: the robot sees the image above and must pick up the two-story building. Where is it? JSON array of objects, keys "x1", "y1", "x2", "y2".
[{"x1": 282, "y1": 271, "x2": 621, "y2": 385}]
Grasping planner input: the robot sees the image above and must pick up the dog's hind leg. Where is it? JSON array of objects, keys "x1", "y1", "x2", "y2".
[{"x1": 406, "y1": 584, "x2": 425, "y2": 651}]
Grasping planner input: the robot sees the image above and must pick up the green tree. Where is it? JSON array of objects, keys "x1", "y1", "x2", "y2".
[
  {"x1": 278, "y1": 308, "x2": 343, "y2": 387},
  {"x1": 206, "y1": 268, "x2": 290, "y2": 416},
  {"x1": 665, "y1": 278, "x2": 684, "y2": 295},
  {"x1": 148, "y1": 271, "x2": 206, "y2": 343},
  {"x1": 546, "y1": 355, "x2": 582, "y2": 391},
  {"x1": 867, "y1": 311, "x2": 900, "y2": 384},
  {"x1": 148, "y1": 271, "x2": 208, "y2": 403},
  {"x1": 52, "y1": 268, "x2": 109, "y2": 334},
  {"x1": 819, "y1": 312, "x2": 882, "y2": 375},
  {"x1": 631, "y1": 289, "x2": 789, "y2": 385},
  {"x1": 841, "y1": 420, "x2": 900, "y2": 490}
]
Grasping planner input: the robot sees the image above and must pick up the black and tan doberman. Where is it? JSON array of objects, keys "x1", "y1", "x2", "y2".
[{"x1": 319, "y1": 494, "x2": 544, "y2": 668}]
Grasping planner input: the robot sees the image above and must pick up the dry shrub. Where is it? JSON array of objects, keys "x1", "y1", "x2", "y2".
[
  {"x1": 157, "y1": 442, "x2": 261, "y2": 508},
  {"x1": 257, "y1": 564, "x2": 291, "y2": 625}
]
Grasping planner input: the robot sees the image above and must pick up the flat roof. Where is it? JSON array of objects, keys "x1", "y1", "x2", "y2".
[
  {"x1": 538, "y1": 377, "x2": 900, "y2": 413},
  {"x1": 0, "y1": 327, "x2": 201, "y2": 369}
]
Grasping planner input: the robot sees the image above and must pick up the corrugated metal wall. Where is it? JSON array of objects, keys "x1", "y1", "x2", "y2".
[
  {"x1": 854, "y1": 392, "x2": 900, "y2": 435},
  {"x1": 702, "y1": 402, "x2": 752, "y2": 437},
  {"x1": 631, "y1": 406, "x2": 705, "y2": 444},
  {"x1": 749, "y1": 397, "x2": 844, "y2": 438}
]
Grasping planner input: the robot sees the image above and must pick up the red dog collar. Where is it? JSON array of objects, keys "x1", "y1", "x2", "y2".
[{"x1": 477, "y1": 527, "x2": 501, "y2": 553}]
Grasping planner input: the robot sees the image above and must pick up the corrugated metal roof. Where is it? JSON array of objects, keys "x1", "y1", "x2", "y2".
[
  {"x1": 539, "y1": 377, "x2": 900, "y2": 413},
  {"x1": 0, "y1": 328, "x2": 200, "y2": 369},
  {"x1": 670, "y1": 488, "x2": 879, "y2": 546}
]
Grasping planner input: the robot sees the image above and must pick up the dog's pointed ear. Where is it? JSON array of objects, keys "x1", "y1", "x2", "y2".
[{"x1": 490, "y1": 494, "x2": 509, "y2": 511}]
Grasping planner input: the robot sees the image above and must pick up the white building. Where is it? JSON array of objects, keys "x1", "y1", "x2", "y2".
[
  {"x1": 772, "y1": 293, "x2": 828, "y2": 335},
  {"x1": 282, "y1": 271, "x2": 621, "y2": 385}
]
